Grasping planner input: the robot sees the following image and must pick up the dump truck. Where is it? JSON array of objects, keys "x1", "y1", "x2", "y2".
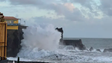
[
  {"x1": 0, "y1": 22, "x2": 7, "y2": 60},
  {"x1": 0, "y1": 12, "x2": 7, "y2": 60}
]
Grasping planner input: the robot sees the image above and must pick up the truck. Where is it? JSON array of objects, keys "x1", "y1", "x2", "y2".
[{"x1": 0, "y1": 22, "x2": 7, "y2": 60}]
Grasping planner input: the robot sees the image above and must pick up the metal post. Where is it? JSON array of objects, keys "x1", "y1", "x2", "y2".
[{"x1": 17, "y1": 57, "x2": 20, "y2": 63}]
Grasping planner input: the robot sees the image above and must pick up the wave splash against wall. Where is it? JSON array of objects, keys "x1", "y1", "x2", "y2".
[{"x1": 17, "y1": 23, "x2": 61, "y2": 59}]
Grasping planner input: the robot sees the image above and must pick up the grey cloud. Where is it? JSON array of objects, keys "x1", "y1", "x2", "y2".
[
  {"x1": 69, "y1": 0, "x2": 112, "y2": 17},
  {"x1": 32, "y1": 16, "x2": 112, "y2": 38},
  {"x1": 8, "y1": 0, "x2": 66, "y2": 12},
  {"x1": 61, "y1": 0, "x2": 89, "y2": 4},
  {"x1": 0, "y1": 0, "x2": 4, "y2": 1},
  {"x1": 9, "y1": 0, "x2": 43, "y2": 5},
  {"x1": 63, "y1": 0, "x2": 94, "y2": 10},
  {"x1": 64, "y1": 9, "x2": 86, "y2": 21},
  {"x1": 33, "y1": 16, "x2": 69, "y2": 27},
  {"x1": 8, "y1": 0, "x2": 99, "y2": 13},
  {"x1": 9, "y1": 0, "x2": 87, "y2": 21},
  {"x1": 8, "y1": 0, "x2": 59, "y2": 6},
  {"x1": 7, "y1": 0, "x2": 99, "y2": 21},
  {"x1": 99, "y1": 0, "x2": 112, "y2": 16},
  {"x1": 62, "y1": 0, "x2": 100, "y2": 17}
]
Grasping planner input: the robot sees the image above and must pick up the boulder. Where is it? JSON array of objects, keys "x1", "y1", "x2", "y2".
[
  {"x1": 96, "y1": 49, "x2": 101, "y2": 52},
  {"x1": 89, "y1": 47, "x2": 93, "y2": 51},
  {"x1": 103, "y1": 48, "x2": 112, "y2": 52}
]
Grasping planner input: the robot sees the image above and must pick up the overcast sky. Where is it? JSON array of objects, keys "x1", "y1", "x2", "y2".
[{"x1": 0, "y1": 0, "x2": 112, "y2": 38}]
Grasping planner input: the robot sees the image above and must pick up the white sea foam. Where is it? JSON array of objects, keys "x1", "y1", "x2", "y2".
[
  {"x1": 17, "y1": 23, "x2": 61, "y2": 58},
  {"x1": 7, "y1": 23, "x2": 112, "y2": 63}
]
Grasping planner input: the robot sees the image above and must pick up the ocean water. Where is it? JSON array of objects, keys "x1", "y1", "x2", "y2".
[
  {"x1": 81, "y1": 38, "x2": 112, "y2": 49},
  {"x1": 7, "y1": 39, "x2": 112, "y2": 62},
  {"x1": 7, "y1": 24, "x2": 112, "y2": 63},
  {"x1": 8, "y1": 38, "x2": 112, "y2": 62}
]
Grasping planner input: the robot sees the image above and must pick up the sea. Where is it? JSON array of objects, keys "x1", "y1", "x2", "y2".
[
  {"x1": 82, "y1": 38, "x2": 112, "y2": 49},
  {"x1": 7, "y1": 38, "x2": 112, "y2": 63}
]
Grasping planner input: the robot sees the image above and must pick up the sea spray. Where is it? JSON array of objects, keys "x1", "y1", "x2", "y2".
[
  {"x1": 14, "y1": 23, "x2": 112, "y2": 62},
  {"x1": 17, "y1": 24, "x2": 61, "y2": 59}
]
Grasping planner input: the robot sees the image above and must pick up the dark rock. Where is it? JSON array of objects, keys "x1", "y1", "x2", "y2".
[
  {"x1": 103, "y1": 48, "x2": 112, "y2": 52},
  {"x1": 89, "y1": 47, "x2": 93, "y2": 51},
  {"x1": 7, "y1": 25, "x2": 24, "y2": 57},
  {"x1": 96, "y1": 49, "x2": 101, "y2": 52}
]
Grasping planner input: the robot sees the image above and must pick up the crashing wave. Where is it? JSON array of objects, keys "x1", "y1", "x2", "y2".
[{"x1": 7, "y1": 24, "x2": 112, "y2": 63}]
